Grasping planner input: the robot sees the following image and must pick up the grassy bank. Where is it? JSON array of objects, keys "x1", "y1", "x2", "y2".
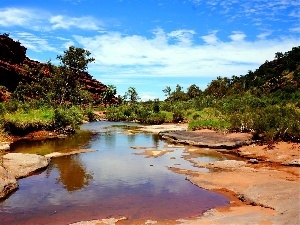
[
  {"x1": 0, "y1": 101, "x2": 95, "y2": 138},
  {"x1": 104, "y1": 93, "x2": 300, "y2": 142}
]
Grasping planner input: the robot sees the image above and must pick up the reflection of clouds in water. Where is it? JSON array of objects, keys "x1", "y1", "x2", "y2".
[
  {"x1": 82, "y1": 150, "x2": 188, "y2": 195},
  {"x1": 1, "y1": 122, "x2": 230, "y2": 221},
  {"x1": 3, "y1": 169, "x2": 63, "y2": 208}
]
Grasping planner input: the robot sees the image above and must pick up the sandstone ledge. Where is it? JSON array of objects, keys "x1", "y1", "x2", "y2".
[
  {"x1": 159, "y1": 130, "x2": 253, "y2": 149},
  {"x1": 3, "y1": 153, "x2": 50, "y2": 179},
  {"x1": 0, "y1": 149, "x2": 96, "y2": 199},
  {"x1": 0, "y1": 166, "x2": 18, "y2": 199}
]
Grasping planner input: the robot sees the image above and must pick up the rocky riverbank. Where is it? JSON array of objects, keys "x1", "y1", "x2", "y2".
[
  {"x1": 1, "y1": 124, "x2": 299, "y2": 224},
  {"x1": 0, "y1": 141, "x2": 96, "y2": 199},
  {"x1": 74, "y1": 124, "x2": 299, "y2": 225}
]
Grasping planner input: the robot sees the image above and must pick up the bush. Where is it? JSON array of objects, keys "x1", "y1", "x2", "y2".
[
  {"x1": 84, "y1": 107, "x2": 97, "y2": 121},
  {"x1": 172, "y1": 109, "x2": 185, "y2": 123},
  {"x1": 188, "y1": 119, "x2": 230, "y2": 131},
  {"x1": 226, "y1": 103, "x2": 300, "y2": 141},
  {"x1": 53, "y1": 106, "x2": 83, "y2": 129},
  {"x1": 3, "y1": 108, "x2": 54, "y2": 134}
]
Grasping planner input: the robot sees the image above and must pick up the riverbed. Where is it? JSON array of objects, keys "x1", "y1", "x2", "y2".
[{"x1": 0, "y1": 121, "x2": 234, "y2": 224}]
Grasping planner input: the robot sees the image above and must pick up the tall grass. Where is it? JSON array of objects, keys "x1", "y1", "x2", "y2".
[
  {"x1": 187, "y1": 108, "x2": 230, "y2": 131},
  {"x1": 2, "y1": 104, "x2": 86, "y2": 135},
  {"x1": 4, "y1": 108, "x2": 54, "y2": 131}
]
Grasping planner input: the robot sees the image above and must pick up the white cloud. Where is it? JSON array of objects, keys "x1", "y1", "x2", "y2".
[
  {"x1": 229, "y1": 31, "x2": 246, "y2": 42},
  {"x1": 74, "y1": 28, "x2": 299, "y2": 81},
  {"x1": 0, "y1": 8, "x2": 48, "y2": 30},
  {"x1": 13, "y1": 32, "x2": 58, "y2": 52},
  {"x1": 201, "y1": 30, "x2": 219, "y2": 44},
  {"x1": 257, "y1": 31, "x2": 273, "y2": 39},
  {"x1": 168, "y1": 29, "x2": 196, "y2": 46},
  {"x1": 189, "y1": 0, "x2": 300, "y2": 24},
  {"x1": 50, "y1": 15, "x2": 100, "y2": 30},
  {"x1": 289, "y1": 26, "x2": 300, "y2": 33},
  {"x1": 0, "y1": 7, "x2": 102, "y2": 31},
  {"x1": 289, "y1": 9, "x2": 300, "y2": 18}
]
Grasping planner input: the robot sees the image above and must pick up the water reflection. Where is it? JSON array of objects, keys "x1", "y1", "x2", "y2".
[
  {"x1": 152, "y1": 134, "x2": 160, "y2": 148},
  {"x1": 10, "y1": 130, "x2": 94, "y2": 155},
  {"x1": 0, "y1": 121, "x2": 230, "y2": 224},
  {"x1": 50, "y1": 156, "x2": 93, "y2": 192}
]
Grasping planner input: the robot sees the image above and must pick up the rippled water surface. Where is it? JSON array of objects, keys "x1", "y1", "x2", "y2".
[{"x1": 0, "y1": 121, "x2": 229, "y2": 224}]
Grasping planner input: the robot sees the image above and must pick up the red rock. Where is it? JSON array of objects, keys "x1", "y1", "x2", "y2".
[{"x1": 0, "y1": 34, "x2": 118, "y2": 105}]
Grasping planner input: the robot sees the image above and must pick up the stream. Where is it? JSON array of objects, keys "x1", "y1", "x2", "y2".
[{"x1": 0, "y1": 121, "x2": 230, "y2": 224}]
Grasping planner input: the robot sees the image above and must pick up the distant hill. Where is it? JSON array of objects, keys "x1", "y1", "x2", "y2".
[
  {"x1": 0, "y1": 34, "x2": 116, "y2": 104},
  {"x1": 204, "y1": 46, "x2": 300, "y2": 100},
  {"x1": 232, "y1": 46, "x2": 300, "y2": 96}
]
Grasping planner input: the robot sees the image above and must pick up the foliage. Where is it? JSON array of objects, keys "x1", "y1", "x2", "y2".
[
  {"x1": 124, "y1": 87, "x2": 140, "y2": 103},
  {"x1": 54, "y1": 46, "x2": 95, "y2": 105},
  {"x1": 188, "y1": 108, "x2": 230, "y2": 131},
  {"x1": 12, "y1": 47, "x2": 95, "y2": 105},
  {"x1": 205, "y1": 77, "x2": 231, "y2": 99},
  {"x1": 164, "y1": 84, "x2": 188, "y2": 102},
  {"x1": 84, "y1": 107, "x2": 98, "y2": 122},
  {"x1": 1, "y1": 35, "x2": 299, "y2": 143},
  {"x1": 53, "y1": 106, "x2": 84, "y2": 129},
  {"x1": 3, "y1": 107, "x2": 54, "y2": 134},
  {"x1": 189, "y1": 120, "x2": 230, "y2": 131},
  {"x1": 187, "y1": 84, "x2": 202, "y2": 99},
  {"x1": 101, "y1": 85, "x2": 117, "y2": 106},
  {"x1": 57, "y1": 46, "x2": 95, "y2": 72}
]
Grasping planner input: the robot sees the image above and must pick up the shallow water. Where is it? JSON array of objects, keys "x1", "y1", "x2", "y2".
[{"x1": 0, "y1": 121, "x2": 229, "y2": 224}]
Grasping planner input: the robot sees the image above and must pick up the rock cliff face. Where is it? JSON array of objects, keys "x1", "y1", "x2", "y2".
[{"x1": 0, "y1": 34, "x2": 115, "y2": 104}]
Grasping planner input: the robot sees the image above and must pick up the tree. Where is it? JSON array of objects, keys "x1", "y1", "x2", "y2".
[
  {"x1": 275, "y1": 52, "x2": 284, "y2": 60},
  {"x1": 204, "y1": 77, "x2": 231, "y2": 99},
  {"x1": 162, "y1": 86, "x2": 172, "y2": 99},
  {"x1": 124, "y1": 87, "x2": 140, "y2": 103},
  {"x1": 56, "y1": 46, "x2": 95, "y2": 72},
  {"x1": 101, "y1": 85, "x2": 117, "y2": 106},
  {"x1": 187, "y1": 84, "x2": 202, "y2": 99},
  {"x1": 54, "y1": 46, "x2": 95, "y2": 104},
  {"x1": 172, "y1": 84, "x2": 188, "y2": 101}
]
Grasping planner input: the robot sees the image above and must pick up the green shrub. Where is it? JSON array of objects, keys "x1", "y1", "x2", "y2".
[
  {"x1": 172, "y1": 109, "x2": 184, "y2": 123},
  {"x1": 139, "y1": 112, "x2": 166, "y2": 125},
  {"x1": 226, "y1": 103, "x2": 300, "y2": 141},
  {"x1": 84, "y1": 107, "x2": 97, "y2": 121},
  {"x1": 53, "y1": 106, "x2": 83, "y2": 129},
  {"x1": 161, "y1": 111, "x2": 173, "y2": 123},
  {"x1": 188, "y1": 119, "x2": 230, "y2": 131},
  {"x1": 3, "y1": 108, "x2": 54, "y2": 134}
]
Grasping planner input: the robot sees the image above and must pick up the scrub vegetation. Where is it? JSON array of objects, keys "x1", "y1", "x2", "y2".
[
  {"x1": 0, "y1": 33, "x2": 299, "y2": 142},
  {"x1": 106, "y1": 46, "x2": 300, "y2": 142}
]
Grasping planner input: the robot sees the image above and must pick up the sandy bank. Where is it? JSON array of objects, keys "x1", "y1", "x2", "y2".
[
  {"x1": 73, "y1": 124, "x2": 300, "y2": 225},
  {"x1": 0, "y1": 149, "x2": 96, "y2": 199}
]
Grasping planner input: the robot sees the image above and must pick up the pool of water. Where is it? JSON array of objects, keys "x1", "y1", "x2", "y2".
[{"x1": 0, "y1": 121, "x2": 229, "y2": 224}]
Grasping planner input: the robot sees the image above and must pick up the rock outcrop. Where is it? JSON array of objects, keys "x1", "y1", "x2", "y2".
[
  {"x1": 0, "y1": 34, "x2": 117, "y2": 104},
  {"x1": 0, "y1": 166, "x2": 18, "y2": 199},
  {"x1": 2, "y1": 153, "x2": 50, "y2": 179},
  {"x1": 159, "y1": 130, "x2": 253, "y2": 149}
]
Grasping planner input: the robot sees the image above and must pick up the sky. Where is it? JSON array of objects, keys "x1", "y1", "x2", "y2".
[{"x1": 0, "y1": 0, "x2": 299, "y2": 100}]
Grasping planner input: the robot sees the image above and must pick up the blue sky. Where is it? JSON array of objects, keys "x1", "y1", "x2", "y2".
[{"x1": 0, "y1": 0, "x2": 299, "y2": 100}]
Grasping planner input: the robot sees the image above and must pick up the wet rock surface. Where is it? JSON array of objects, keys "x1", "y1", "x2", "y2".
[
  {"x1": 2, "y1": 153, "x2": 50, "y2": 179},
  {"x1": 0, "y1": 166, "x2": 18, "y2": 199},
  {"x1": 159, "y1": 130, "x2": 253, "y2": 149}
]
